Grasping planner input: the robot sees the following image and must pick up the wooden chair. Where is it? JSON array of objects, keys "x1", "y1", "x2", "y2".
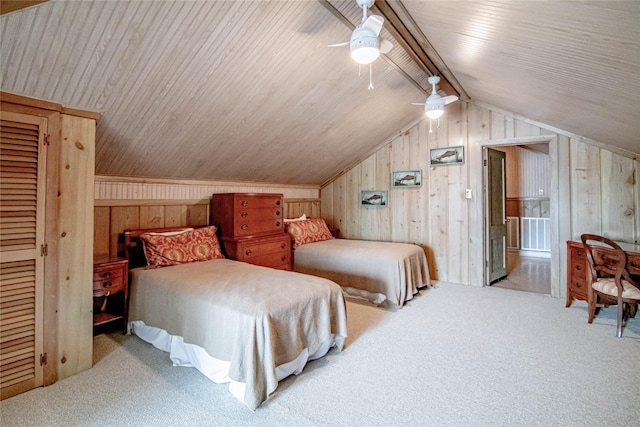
[{"x1": 581, "y1": 234, "x2": 640, "y2": 337}]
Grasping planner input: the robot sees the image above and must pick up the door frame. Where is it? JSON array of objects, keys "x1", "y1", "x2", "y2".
[{"x1": 479, "y1": 135, "x2": 558, "y2": 289}]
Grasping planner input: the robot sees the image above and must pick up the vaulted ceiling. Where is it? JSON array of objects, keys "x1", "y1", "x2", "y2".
[{"x1": 2, "y1": 1, "x2": 638, "y2": 186}]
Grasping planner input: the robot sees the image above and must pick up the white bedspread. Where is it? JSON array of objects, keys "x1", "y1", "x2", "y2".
[
  {"x1": 128, "y1": 258, "x2": 347, "y2": 410},
  {"x1": 293, "y1": 239, "x2": 430, "y2": 308}
]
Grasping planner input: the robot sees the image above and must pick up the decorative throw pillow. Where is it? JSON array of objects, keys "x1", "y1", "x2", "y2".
[
  {"x1": 141, "y1": 226, "x2": 224, "y2": 267},
  {"x1": 285, "y1": 218, "x2": 333, "y2": 249}
]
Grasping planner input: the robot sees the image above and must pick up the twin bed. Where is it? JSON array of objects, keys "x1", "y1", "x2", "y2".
[
  {"x1": 285, "y1": 217, "x2": 431, "y2": 309},
  {"x1": 123, "y1": 217, "x2": 430, "y2": 409},
  {"x1": 124, "y1": 226, "x2": 347, "y2": 410}
]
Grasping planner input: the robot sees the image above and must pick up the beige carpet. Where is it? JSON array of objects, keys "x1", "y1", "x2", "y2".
[{"x1": 1, "y1": 282, "x2": 639, "y2": 426}]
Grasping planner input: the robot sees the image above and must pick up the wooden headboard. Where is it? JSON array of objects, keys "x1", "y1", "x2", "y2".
[{"x1": 123, "y1": 226, "x2": 196, "y2": 269}]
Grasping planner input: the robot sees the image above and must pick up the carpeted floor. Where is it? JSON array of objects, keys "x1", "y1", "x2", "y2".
[{"x1": 1, "y1": 282, "x2": 639, "y2": 426}]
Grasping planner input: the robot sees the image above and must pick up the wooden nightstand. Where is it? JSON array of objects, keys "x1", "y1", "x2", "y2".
[{"x1": 93, "y1": 256, "x2": 129, "y2": 334}]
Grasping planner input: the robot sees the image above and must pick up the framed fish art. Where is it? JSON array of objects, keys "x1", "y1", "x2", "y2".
[
  {"x1": 430, "y1": 146, "x2": 464, "y2": 166},
  {"x1": 391, "y1": 170, "x2": 422, "y2": 188},
  {"x1": 360, "y1": 190, "x2": 387, "y2": 207}
]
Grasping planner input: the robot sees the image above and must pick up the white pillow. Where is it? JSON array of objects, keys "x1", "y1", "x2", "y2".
[
  {"x1": 143, "y1": 228, "x2": 193, "y2": 236},
  {"x1": 284, "y1": 214, "x2": 307, "y2": 223}
]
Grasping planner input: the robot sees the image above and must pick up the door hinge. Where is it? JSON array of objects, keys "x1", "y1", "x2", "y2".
[
  {"x1": 483, "y1": 159, "x2": 487, "y2": 166},
  {"x1": 40, "y1": 243, "x2": 48, "y2": 256},
  {"x1": 43, "y1": 134, "x2": 50, "y2": 146},
  {"x1": 40, "y1": 353, "x2": 47, "y2": 366}
]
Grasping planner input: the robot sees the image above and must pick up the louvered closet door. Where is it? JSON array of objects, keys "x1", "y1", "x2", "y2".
[{"x1": 0, "y1": 111, "x2": 47, "y2": 400}]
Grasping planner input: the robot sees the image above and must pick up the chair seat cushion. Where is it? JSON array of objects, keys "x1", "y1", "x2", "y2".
[{"x1": 593, "y1": 277, "x2": 640, "y2": 299}]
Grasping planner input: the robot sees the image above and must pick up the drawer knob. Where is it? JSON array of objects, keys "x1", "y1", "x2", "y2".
[
  {"x1": 276, "y1": 210, "x2": 280, "y2": 216},
  {"x1": 241, "y1": 201, "x2": 249, "y2": 207},
  {"x1": 276, "y1": 200, "x2": 281, "y2": 206},
  {"x1": 241, "y1": 211, "x2": 248, "y2": 218},
  {"x1": 281, "y1": 243, "x2": 286, "y2": 249},
  {"x1": 102, "y1": 271, "x2": 112, "y2": 279},
  {"x1": 245, "y1": 250, "x2": 252, "y2": 256},
  {"x1": 241, "y1": 224, "x2": 248, "y2": 230},
  {"x1": 103, "y1": 281, "x2": 112, "y2": 288},
  {"x1": 281, "y1": 255, "x2": 286, "y2": 261},
  {"x1": 275, "y1": 221, "x2": 281, "y2": 227},
  {"x1": 575, "y1": 265, "x2": 581, "y2": 271}
]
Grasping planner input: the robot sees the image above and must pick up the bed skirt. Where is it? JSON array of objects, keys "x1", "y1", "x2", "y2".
[{"x1": 129, "y1": 320, "x2": 337, "y2": 409}]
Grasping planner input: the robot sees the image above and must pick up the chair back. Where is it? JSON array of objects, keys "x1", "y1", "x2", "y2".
[{"x1": 580, "y1": 234, "x2": 627, "y2": 284}]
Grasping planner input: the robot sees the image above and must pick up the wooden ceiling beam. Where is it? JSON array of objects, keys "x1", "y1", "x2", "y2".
[
  {"x1": 372, "y1": 0, "x2": 466, "y2": 98},
  {"x1": 1, "y1": 0, "x2": 48, "y2": 15}
]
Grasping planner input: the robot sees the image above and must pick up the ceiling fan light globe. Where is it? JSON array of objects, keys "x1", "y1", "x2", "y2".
[
  {"x1": 350, "y1": 26, "x2": 380, "y2": 64},
  {"x1": 351, "y1": 46, "x2": 380, "y2": 64},
  {"x1": 425, "y1": 106, "x2": 444, "y2": 119}
]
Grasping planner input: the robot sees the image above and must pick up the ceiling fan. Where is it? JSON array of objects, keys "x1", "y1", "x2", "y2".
[
  {"x1": 328, "y1": 0, "x2": 393, "y2": 88},
  {"x1": 413, "y1": 75, "x2": 459, "y2": 119}
]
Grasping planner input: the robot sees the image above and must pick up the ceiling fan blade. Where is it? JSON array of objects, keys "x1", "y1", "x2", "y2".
[
  {"x1": 363, "y1": 14, "x2": 384, "y2": 36},
  {"x1": 380, "y1": 38, "x2": 393, "y2": 54},
  {"x1": 443, "y1": 95, "x2": 459, "y2": 105},
  {"x1": 411, "y1": 102, "x2": 425, "y2": 106},
  {"x1": 327, "y1": 41, "x2": 349, "y2": 47}
]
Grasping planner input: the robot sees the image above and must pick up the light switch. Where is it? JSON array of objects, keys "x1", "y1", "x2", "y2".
[{"x1": 465, "y1": 189, "x2": 473, "y2": 199}]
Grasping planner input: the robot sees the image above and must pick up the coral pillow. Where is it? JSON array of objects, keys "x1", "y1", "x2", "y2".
[
  {"x1": 141, "y1": 226, "x2": 224, "y2": 267},
  {"x1": 285, "y1": 218, "x2": 333, "y2": 249}
]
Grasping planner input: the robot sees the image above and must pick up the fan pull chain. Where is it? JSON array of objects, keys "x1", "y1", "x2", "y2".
[
  {"x1": 368, "y1": 64, "x2": 374, "y2": 90},
  {"x1": 429, "y1": 119, "x2": 433, "y2": 133}
]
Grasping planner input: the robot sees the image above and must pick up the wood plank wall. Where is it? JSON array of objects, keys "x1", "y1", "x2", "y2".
[
  {"x1": 58, "y1": 114, "x2": 95, "y2": 380},
  {"x1": 321, "y1": 100, "x2": 639, "y2": 298},
  {"x1": 496, "y1": 145, "x2": 550, "y2": 198},
  {"x1": 93, "y1": 177, "x2": 320, "y2": 258}
]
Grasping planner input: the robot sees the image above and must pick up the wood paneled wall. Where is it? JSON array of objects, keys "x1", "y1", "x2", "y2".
[
  {"x1": 497, "y1": 145, "x2": 550, "y2": 198},
  {"x1": 57, "y1": 114, "x2": 95, "y2": 379},
  {"x1": 94, "y1": 199, "x2": 320, "y2": 259},
  {"x1": 321, "y1": 101, "x2": 639, "y2": 298}
]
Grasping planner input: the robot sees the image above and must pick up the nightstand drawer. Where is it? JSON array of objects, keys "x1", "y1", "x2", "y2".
[
  {"x1": 93, "y1": 257, "x2": 129, "y2": 333},
  {"x1": 93, "y1": 266, "x2": 125, "y2": 283},
  {"x1": 93, "y1": 274, "x2": 126, "y2": 295}
]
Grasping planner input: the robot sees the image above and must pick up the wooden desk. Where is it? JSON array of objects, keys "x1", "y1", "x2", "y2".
[{"x1": 566, "y1": 240, "x2": 640, "y2": 307}]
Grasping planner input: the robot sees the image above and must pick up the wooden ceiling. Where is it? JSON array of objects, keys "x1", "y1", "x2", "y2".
[{"x1": 1, "y1": 1, "x2": 638, "y2": 186}]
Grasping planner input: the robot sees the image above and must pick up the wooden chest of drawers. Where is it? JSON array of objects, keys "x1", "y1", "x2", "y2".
[
  {"x1": 211, "y1": 193, "x2": 284, "y2": 239},
  {"x1": 93, "y1": 256, "x2": 129, "y2": 333},
  {"x1": 211, "y1": 193, "x2": 292, "y2": 270},
  {"x1": 221, "y1": 234, "x2": 292, "y2": 270}
]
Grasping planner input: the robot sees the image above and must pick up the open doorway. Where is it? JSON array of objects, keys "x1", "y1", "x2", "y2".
[{"x1": 483, "y1": 143, "x2": 552, "y2": 294}]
